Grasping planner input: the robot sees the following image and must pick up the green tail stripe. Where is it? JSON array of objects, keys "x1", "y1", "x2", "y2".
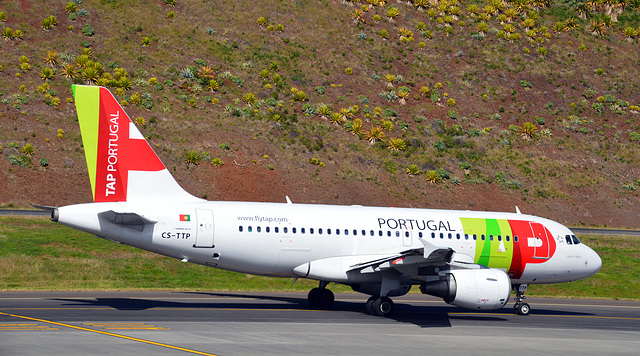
[{"x1": 72, "y1": 85, "x2": 101, "y2": 200}]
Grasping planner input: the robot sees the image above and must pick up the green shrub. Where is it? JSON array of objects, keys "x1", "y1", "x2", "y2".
[
  {"x1": 406, "y1": 164, "x2": 420, "y2": 176},
  {"x1": 184, "y1": 150, "x2": 200, "y2": 165},
  {"x1": 8, "y1": 154, "x2": 31, "y2": 167},
  {"x1": 21, "y1": 144, "x2": 35, "y2": 156},
  {"x1": 82, "y1": 24, "x2": 94, "y2": 36}
]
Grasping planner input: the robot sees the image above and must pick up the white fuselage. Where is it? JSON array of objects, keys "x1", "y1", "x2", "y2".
[{"x1": 55, "y1": 200, "x2": 602, "y2": 287}]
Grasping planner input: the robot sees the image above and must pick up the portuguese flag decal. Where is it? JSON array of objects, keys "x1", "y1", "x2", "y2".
[{"x1": 179, "y1": 214, "x2": 190, "y2": 222}]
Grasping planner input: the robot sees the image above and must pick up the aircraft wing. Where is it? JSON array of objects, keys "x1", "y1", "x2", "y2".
[
  {"x1": 293, "y1": 239, "x2": 469, "y2": 283},
  {"x1": 348, "y1": 239, "x2": 455, "y2": 274}
]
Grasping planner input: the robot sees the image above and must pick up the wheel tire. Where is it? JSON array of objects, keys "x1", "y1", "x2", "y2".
[
  {"x1": 373, "y1": 297, "x2": 394, "y2": 317},
  {"x1": 517, "y1": 302, "x2": 530, "y2": 316},
  {"x1": 365, "y1": 297, "x2": 376, "y2": 315},
  {"x1": 317, "y1": 289, "x2": 334, "y2": 308},
  {"x1": 308, "y1": 288, "x2": 320, "y2": 307}
]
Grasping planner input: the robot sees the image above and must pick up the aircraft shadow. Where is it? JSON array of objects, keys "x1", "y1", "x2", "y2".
[{"x1": 51, "y1": 292, "x2": 596, "y2": 329}]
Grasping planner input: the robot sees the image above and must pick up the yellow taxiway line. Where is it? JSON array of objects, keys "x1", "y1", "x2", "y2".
[{"x1": 0, "y1": 311, "x2": 216, "y2": 356}]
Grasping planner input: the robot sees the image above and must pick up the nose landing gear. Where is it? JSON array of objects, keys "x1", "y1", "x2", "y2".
[{"x1": 513, "y1": 284, "x2": 530, "y2": 315}]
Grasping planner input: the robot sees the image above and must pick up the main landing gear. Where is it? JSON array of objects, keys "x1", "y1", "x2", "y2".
[
  {"x1": 513, "y1": 284, "x2": 530, "y2": 316},
  {"x1": 307, "y1": 282, "x2": 335, "y2": 309},
  {"x1": 365, "y1": 296, "x2": 395, "y2": 316}
]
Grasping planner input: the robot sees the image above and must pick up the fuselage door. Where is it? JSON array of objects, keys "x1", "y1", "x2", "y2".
[
  {"x1": 529, "y1": 222, "x2": 550, "y2": 259},
  {"x1": 195, "y1": 209, "x2": 215, "y2": 248}
]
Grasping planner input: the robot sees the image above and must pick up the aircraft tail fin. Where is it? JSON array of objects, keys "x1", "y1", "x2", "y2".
[{"x1": 72, "y1": 85, "x2": 199, "y2": 203}]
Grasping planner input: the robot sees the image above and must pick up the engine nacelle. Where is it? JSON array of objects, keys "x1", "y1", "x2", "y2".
[{"x1": 420, "y1": 268, "x2": 511, "y2": 310}]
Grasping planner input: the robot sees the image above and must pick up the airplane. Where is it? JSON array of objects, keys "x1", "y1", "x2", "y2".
[{"x1": 40, "y1": 85, "x2": 602, "y2": 317}]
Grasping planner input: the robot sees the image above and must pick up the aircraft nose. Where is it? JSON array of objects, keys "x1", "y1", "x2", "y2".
[{"x1": 584, "y1": 245, "x2": 602, "y2": 278}]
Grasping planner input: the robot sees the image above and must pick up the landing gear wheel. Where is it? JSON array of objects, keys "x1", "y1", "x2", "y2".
[
  {"x1": 316, "y1": 289, "x2": 334, "y2": 308},
  {"x1": 372, "y1": 297, "x2": 394, "y2": 317},
  {"x1": 365, "y1": 297, "x2": 376, "y2": 315},
  {"x1": 515, "y1": 302, "x2": 530, "y2": 316},
  {"x1": 308, "y1": 287, "x2": 334, "y2": 308},
  {"x1": 307, "y1": 288, "x2": 320, "y2": 307},
  {"x1": 512, "y1": 284, "x2": 530, "y2": 316}
]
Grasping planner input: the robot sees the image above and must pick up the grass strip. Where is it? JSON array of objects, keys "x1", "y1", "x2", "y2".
[{"x1": 1, "y1": 217, "x2": 637, "y2": 299}]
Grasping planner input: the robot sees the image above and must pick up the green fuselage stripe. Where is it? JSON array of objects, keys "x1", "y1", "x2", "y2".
[{"x1": 460, "y1": 217, "x2": 514, "y2": 270}]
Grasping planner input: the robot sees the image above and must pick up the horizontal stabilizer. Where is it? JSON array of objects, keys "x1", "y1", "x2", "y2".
[
  {"x1": 98, "y1": 210, "x2": 156, "y2": 232},
  {"x1": 31, "y1": 204, "x2": 57, "y2": 212},
  {"x1": 31, "y1": 204, "x2": 58, "y2": 221}
]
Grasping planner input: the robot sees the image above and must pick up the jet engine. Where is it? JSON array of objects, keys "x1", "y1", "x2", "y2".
[{"x1": 420, "y1": 268, "x2": 510, "y2": 310}]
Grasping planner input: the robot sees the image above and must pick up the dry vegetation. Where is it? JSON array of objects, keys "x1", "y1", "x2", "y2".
[{"x1": 1, "y1": 0, "x2": 640, "y2": 228}]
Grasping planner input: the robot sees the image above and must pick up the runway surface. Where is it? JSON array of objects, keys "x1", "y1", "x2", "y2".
[{"x1": 1, "y1": 291, "x2": 639, "y2": 355}]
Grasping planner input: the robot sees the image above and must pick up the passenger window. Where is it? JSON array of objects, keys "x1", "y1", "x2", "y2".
[
  {"x1": 327, "y1": 229, "x2": 331, "y2": 235},
  {"x1": 440, "y1": 233, "x2": 444, "y2": 239},
  {"x1": 473, "y1": 234, "x2": 477, "y2": 240},
  {"x1": 431, "y1": 232, "x2": 436, "y2": 239},
  {"x1": 378, "y1": 230, "x2": 383, "y2": 237},
  {"x1": 395, "y1": 231, "x2": 399, "y2": 237},
  {"x1": 239, "y1": 226, "x2": 243, "y2": 232},
  {"x1": 481, "y1": 234, "x2": 485, "y2": 241},
  {"x1": 387, "y1": 231, "x2": 391, "y2": 237},
  {"x1": 514, "y1": 235, "x2": 519, "y2": 242},
  {"x1": 369, "y1": 230, "x2": 374, "y2": 236},
  {"x1": 498, "y1": 235, "x2": 502, "y2": 241},
  {"x1": 489, "y1": 235, "x2": 493, "y2": 241},
  {"x1": 506, "y1": 235, "x2": 510, "y2": 242},
  {"x1": 275, "y1": 227, "x2": 279, "y2": 233},
  {"x1": 284, "y1": 227, "x2": 288, "y2": 233},
  {"x1": 419, "y1": 232, "x2": 423, "y2": 238},
  {"x1": 345, "y1": 229, "x2": 349, "y2": 236},
  {"x1": 292, "y1": 227, "x2": 296, "y2": 234},
  {"x1": 571, "y1": 235, "x2": 581, "y2": 245},
  {"x1": 336, "y1": 229, "x2": 340, "y2": 235},
  {"x1": 257, "y1": 226, "x2": 261, "y2": 233},
  {"x1": 248, "y1": 226, "x2": 253, "y2": 232},
  {"x1": 456, "y1": 234, "x2": 460, "y2": 240},
  {"x1": 301, "y1": 228, "x2": 305, "y2": 234},
  {"x1": 319, "y1": 228, "x2": 323, "y2": 234},
  {"x1": 310, "y1": 228, "x2": 314, "y2": 234},
  {"x1": 405, "y1": 231, "x2": 409, "y2": 237},
  {"x1": 266, "y1": 227, "x2": 271, "y2": 233},
  {"x1": 464, "y1": 234, "x2": 469, "y2": 240},
  {"x1": 361, "y1": 230, "x2": 365, "y2": 236},
  {"x1": 448, "y1": 233, "x2": 452, "y2": 239}
]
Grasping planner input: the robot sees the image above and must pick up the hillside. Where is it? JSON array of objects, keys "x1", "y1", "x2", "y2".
[{"x1": 1, "y1": 0, "x2": 640, "y2": 228}]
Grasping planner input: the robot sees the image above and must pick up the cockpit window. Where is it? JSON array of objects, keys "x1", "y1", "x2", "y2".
[
  {"x1": 571, "y1": 235, "x2": 581, "y2": 245},
  {"x1": 565, "y1": 235, "x2": 573, "y2": 245}
]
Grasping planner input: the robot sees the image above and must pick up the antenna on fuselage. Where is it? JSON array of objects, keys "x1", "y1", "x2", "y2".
[
  {"x1": 515, "y1": 206, "x2": 522, "y2": 214},
  {"x1": 286, "y1": 196, "x2": 292, "y2": 204}
]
